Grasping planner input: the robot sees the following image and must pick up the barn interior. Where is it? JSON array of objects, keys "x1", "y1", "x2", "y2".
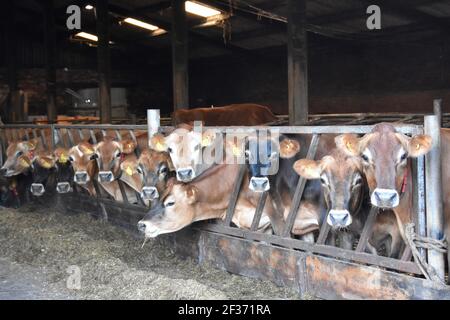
[{"x1": 0, "y1": 0, "x2": 449, "y2": 124}]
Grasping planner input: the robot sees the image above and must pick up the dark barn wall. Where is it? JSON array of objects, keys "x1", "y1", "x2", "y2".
[
  {"x1": 1, "y1": 22, "x2": 449, "y2": 120},
  {"x1": 189, "y1": 38, "x2": 450, "y2": 115}
]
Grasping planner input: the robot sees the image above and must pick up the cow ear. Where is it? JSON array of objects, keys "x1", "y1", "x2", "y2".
[
  {"x1": 335, "y1": 134, "x2": 361, "y2": 156},
  {"x1": 404, "y1": 134, "x2": 432, "y2": 157},
  {"x1": 120, "y1": 140, "x2": 136, "y2": 154},
  {"x1": 185, "y1": 185, "x2": 198, "y2": 204},
  {"x1": 150, "y1": 133, "x2": 167, "y2": 152},
  {"x1": 19, "y1": 140, "x2": 37, "y2": 151},
  {"x1": 279, "y1": 139, "x2": 300, "y2": 159},
  {"x1": 18, "y1": 155, "x2": 32, "y2": 168},
  {"x1": 293, "y1": 159, "x2": 323, "y2": 179},
  {"x1": 79, "y1": 142, "x2": 95, "y2": 155},
  {"x1": 37, "y1": 156, "x2": 56, "y2": 169}
]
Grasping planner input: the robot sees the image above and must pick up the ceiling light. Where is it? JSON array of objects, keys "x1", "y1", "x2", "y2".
[
  {"x1": 185, "y1": 1, "x2": 221, "y2": 18},
  {"x1": 85, "y1": 4, "x2": 94, "y2": 10},
  {"x1": 75, "y1": 32, "x2": 98, "y2": 42},
  {"x1": 123, "y1": 17, "x2": 159, "y2": 31}
]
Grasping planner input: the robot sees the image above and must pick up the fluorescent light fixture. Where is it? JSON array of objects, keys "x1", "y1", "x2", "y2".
[
  {"x1": 85, "y1": 4, "x2": 94, "y2": 10},
  {"x1": 75, "y1": 32, "x2": 98, "y2": 42},
  {"x1": 185, "y1": 1, "x2": 221, "y2": 18},
  {"x1": 123, "y1": 17, "x2": 159, "y2": 31}
]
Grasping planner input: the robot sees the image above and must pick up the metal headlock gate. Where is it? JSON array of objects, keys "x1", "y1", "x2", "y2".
[{"x1": 0, "y1": 112, "x2": 449, "y2": 299}]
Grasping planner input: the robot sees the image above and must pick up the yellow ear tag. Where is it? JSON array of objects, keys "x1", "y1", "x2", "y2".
[
  {"x1": 416, "y1": 143, "x2": 420, "y2": 150},
  {"x1": 19, "y1": 157, "x2": 30, "y2": 167},
  {"x1": 155, "y1": 142, "x2": 164, "y2": 152},
  {"x1": 232, "y1": 145, "x2": 241, "y2": 156},
  {"x1": 346, "y1": 141, "x2": 353, "y2": 152},
  {"x1": 59, "y1": 154, "x2": 68, "y2": 164},
  {"x1": 125, "y1": 166, "x2": 133, "y2": 176},
  {"x1": 201, "y1": 136, "x2": 211, "y2": 147}
]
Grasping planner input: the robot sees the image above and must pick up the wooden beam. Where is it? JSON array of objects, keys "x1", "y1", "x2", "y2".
[
  {"x1": 43, "y1": 0, "x2": 57, "y2": 124},
  {"x1": 287, "y1": 0, "x2": 308, "y2": 125},
  {"x1": 96, "y1": 0, "x2": 112, "y2": 124},
  {"x1": 171, "y1": 0, "x2": 189, "y2": 110},
  {"x1": 4, "y1": 1, "x2": 20, "y2": 123}
]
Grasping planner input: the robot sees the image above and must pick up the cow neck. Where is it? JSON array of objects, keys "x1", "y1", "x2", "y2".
[{"x1": 191, "y1": 163, "x2": 229, "y2": 183}]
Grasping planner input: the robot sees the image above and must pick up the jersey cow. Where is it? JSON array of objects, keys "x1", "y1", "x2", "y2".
[
  {"x1": 172, "y1": 103, "x2": 277, "y2": 126},
  {"x1": 336, "y1": 123, "x2": 432, "y2": 247},
  {"x1": 137, "y1": 163, "x2": 275, "y2": 238},
  {"x1": 68, "y1": 141, "x2": 98, "y2": 196}
]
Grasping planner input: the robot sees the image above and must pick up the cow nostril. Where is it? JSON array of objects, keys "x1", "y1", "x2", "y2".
[{"x1": 137, "y1": 222, "x2": 146, "y2": 232}]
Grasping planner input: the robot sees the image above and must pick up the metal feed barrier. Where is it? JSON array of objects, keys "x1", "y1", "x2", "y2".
[{"x1": 0, "y1": 112, "x2": 449, "y2": 299}]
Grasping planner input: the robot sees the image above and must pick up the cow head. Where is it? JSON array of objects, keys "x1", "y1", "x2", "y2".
[
  {"x1": 294, "y1": 149, "x2": 365, "y2": 229},
  {"x1": 68, "y1": 142, "x2": 97, "y2": 185},
  {"x1": 0, "y1": 139, "x2": 37, "y2": 177},
  {"x1": 150, "y1": 125, "x2": 218, "y2": 182},
  {"x1": 336, "y1": 123, "x2": 432, "y2": 209},
  {"x1": 30, "y1": 152, "x2": 56, "y2": 196},
  {"x1": 54, "y1": 148, "x2": 74, "y2": 193},
  {"x1": 137, "y1": 178, "x2": 199, "y2": 237},
  {"x1": 244, "y1": 135, "x2": 300, "y2": 192},
  {"x1": 94, "y1": 137, "x2": 136, "y2": 183},
  {"x1": 130, "y1": 148, "x2": 174, "y2": 201}
]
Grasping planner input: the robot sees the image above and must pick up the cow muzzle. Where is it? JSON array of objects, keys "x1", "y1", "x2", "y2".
[
  {"x1": 137, "y1": 220, "x2": 161, "y2": 238},
  {"x1": 56, "y1": 182, "x2": 72, "y2": 193},
  {"x1": 371, "y1": 188, "x2": 399, "y2": 208},
  {"x1": 1, "y1": 167, "x2": 17, "y2": 177},
  {"x1": 98, "y1": 171, "x2": 114, "y2": 183},
  {"x1": 176, "y1": 167, "x2": 195, "y2": 182},
  {"x1": 74, "y1": 171, "x2": 89, "y2": 184},
  {"x1": 141, "y1": 186, "x2": 159, "y2": 200},
  {"x1": 327, "y1": 209, "x2": 352, "y2": 228},
  {"x1": 30, "y1": 183, "x2": 45, "y2": 196},
  {"x1": 249, "y1": 176, "x2": 270, "y2": 192}
]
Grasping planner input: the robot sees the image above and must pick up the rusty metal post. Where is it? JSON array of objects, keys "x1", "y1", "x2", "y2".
[
  {"x1": 424, "y1": 114, "x2": 445, "y2": 282},
  {"x1": 147, "y1": 109, "x2": 160, "y2": 136}
]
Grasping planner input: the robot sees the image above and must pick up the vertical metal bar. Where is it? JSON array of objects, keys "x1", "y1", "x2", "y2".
[
  {"x1": 316, "y1": 222, "x2": 331, "y2": 245},
  {"x1": 66, "y1": 129, "x2": 75, "y2": 146},
  {"x1": 147, "y1": 109, "x2": 160, "y2": 137},
  {"x1": 224, "y1": 164, "x2": 246, "y2": 226},
  {"x1": 250, "y1": 191, "x2": 268, "y2": 231},
  {"x1": 424, "y1": 115, "x2": 445, "y2": 282},
  {"x1": 412, "y1": 156, "x2": 426, "y2": 258},
  {"x1": 90, "y1": 130, "x2": 98, "y2": 144},
  {"x1": 117, "y1": 180, "x2": 129, "y2": 204},
  {"x1": 50, "y1": 124, "x2": 55, "y2": 150},
  {"x1": 56, "y1": 129, "x2": 67, "y2": 148},
  {"x1": 129, "y1": 130, "x2": 140, "y2": 157},
  {"x1": 32, "y1": 129, "x2": 38, "y2": 140},
  {"x1": 355, "y1": 207, "x2": 378, "y2": 252},
  {"x1": 282, "y1": 134, "x2": 320, "y2": 237},
  {"x1": 78, "y1": 129, "x2": 85, "y2": 141}
]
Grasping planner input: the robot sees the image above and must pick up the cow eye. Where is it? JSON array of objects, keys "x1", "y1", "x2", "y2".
[
  {"x1": 116, "y1": 151, "x2": 122, "y2": 158},
  {"x1": 354, "y1": 177, "x2": 362, "y2": 185},
  {"x1": 194, "y1": 144, "x2": 200, "y2": 151},
  {"x1": 160, "y1": 166, "x2": 168, "y2": 174},
  {"x1": 320, "y1": 175, "x2": 328, "y2": 185},
  {"x1": 16, "y1": 151, "x2": 23, "y2": 157},
  {"x1": 68, "y1": 156, "x2": 74, "y2": 162},
  {"x1": 167, "y1": 147, "x2": 173, "y2": 154},
  {"x1": 400, "y1": 152, "x2": 408, "y2": 162},
  {"x1": 165, "y1": 200, "x2": 175, "y2": 207},
  {"x1": 361, "y1": 154, "x2": 369, "y2": 162},
  {"x1": 136, "y1": 166, "x2": 143, "y2": 174},
  {"x1": 89, "y1": 154, "x2": 98, "y2": 160}
]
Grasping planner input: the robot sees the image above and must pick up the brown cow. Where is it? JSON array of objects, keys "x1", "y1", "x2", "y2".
[
  {"x1": 93, "y1": 137, "x2": 140, "y2": 203},
  {"x1": 1, "y1": 138, "x2": 40, "y2": 177},
  {"x1": 137, "y1": 163, "x2": 275, "y2": 237},
  {"x1": 172, "y1": 103, "x2": 277, "y2": 126},
  {"x1": 68, "y1": 141, "x2": 98, "y2": 196},
  {"x1": 151, "y1": 124, "x2": 221, "y2": 182},
  {"x1": 336, "y1": 123, "x2": 432, "y2": 247}
]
